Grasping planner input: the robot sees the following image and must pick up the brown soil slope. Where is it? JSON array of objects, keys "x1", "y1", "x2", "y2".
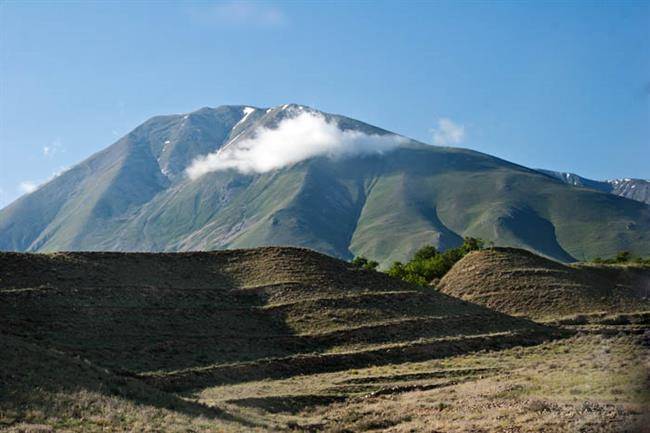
[
  {"x1": 3, "y1": 248, "x2": 647, "y2": 433},
  {"x1": 0, "y1": 247, "x2": 559, "y2": 391},
  {"x1": 0, "y1": 333, "x2": 257, "y2": 432},
  {"x1": 438, "y1": 247, "x2": 650, "y2": 320}
]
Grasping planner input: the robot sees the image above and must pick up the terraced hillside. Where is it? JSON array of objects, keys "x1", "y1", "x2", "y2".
[
  {"x1": 438, "y1": 247, "x2": 650, "y2": 322},
  {"x1": 0, "y1": 333, "x2": 256, "y2": 432},
  {"x1": 2, "y1": 248, "x2": 647, "y2": 432},
  {"x1": 0, "y1": 249, "x2": 557, "y2": 421}
]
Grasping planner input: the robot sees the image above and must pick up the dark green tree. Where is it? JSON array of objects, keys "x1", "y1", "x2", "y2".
[
  {"x1": 615, "y1": 251, "x2": 631, "y2": 263},
  {"x1": 351, "y1": 256, "x2": 379, "y2": 271},
  {"x1": 413, "y1": 245, "x2": 438, "y2": 261},
  {"x1": 385, "y1": 237, "x2": 485, "y2": 286}
]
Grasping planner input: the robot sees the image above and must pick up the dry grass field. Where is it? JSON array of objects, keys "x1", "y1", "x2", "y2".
[
  {"x1": 1, "y1": 248, "x2": 647, "y2": 432},
  {"x1": 438, "y1": 247, "x2": 650, "y2": 320}
]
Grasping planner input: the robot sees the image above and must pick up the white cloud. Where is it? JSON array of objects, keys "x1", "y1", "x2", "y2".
[
  {"x1": 186, "y1": 112, "x2": 405, "y2": 179},
  {"x1": 203, "y1": 2, "x2": 286, "y2": 26},
  {"x1": 19, "y1": 181, "x2": 38, "y2": 194},
  {"x1": 16, "y1": 167, "x2": 69, "y2": 197},
  {"x1": 51, "y1": 166, "x2": 69, "y2": 178},
  {"x1": 431, "y1": 118, "x2": 465, "y2": 146},
  {"x1": 43, "y1": 138, "x2": 63, "y2": 158}
]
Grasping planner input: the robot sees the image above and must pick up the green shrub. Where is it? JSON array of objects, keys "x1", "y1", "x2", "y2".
[
  {"x1": 351, "y1": 256, "x2": 379, "y2": 271},
  {"x1": 413, "y1": 245, "x2": 438, "y2": 261},
  {"x1": 615, "y1": 251, "x2": 631, "y2": 263},
  {"x1": 588, "y1": 251, "x2": 650, "y2": 265},
  {"x1": 387, "y1": 237, "x2": 484, "y2": 286}
]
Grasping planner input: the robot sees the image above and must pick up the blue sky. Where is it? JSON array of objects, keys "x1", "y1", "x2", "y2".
[{"x1": 1, "y1": 0, "x2": 648, "y2": 207}]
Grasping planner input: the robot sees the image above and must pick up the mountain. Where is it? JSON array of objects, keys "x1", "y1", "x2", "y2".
[
  {"x1": 538, "y1": 169, "x2": 650, "y2": 205},
  {"x1": 1, "y1": 104, "x2": 649, "y2": 266}
]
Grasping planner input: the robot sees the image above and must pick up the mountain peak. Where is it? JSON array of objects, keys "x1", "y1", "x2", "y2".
[
  {"x1": 538, "y1": 169, "x2": 650, "y2": 205},
  {"x1": 1, "y1": 107, "x2": 649, "y2": 264}
]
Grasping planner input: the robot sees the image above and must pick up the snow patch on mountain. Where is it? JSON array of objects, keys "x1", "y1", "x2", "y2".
[
  {"x1": 186, "y1": 111, "x2": 405, "y2": 179},
  {"x1": 235, "y1": 107, "x2": 256, "y2": 128}
]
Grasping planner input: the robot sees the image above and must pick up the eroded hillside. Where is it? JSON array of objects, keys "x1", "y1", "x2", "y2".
[
  {"x1": 438, "y1": 247, "x2": 650, "y2": 322},
  {"x1": 1, "y1": 248, "x2": 647, "y2": 432}
]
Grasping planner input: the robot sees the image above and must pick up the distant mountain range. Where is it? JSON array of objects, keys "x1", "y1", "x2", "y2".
[
  {"x1": 537, "y1": 170, "x2": 650, "y2": 205},
  {"x1": 1, "y1": 104, "x2": 648, "y2": 265}
]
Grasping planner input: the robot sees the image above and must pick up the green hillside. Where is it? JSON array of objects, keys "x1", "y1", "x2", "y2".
[{"x1": 1, "y1": 104, "x2": 648, "y2": 266}]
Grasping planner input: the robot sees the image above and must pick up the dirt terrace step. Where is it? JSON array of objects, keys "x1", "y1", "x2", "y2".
[{"x1": 139, "y1": 329, "x2": 564, "y2": 391}]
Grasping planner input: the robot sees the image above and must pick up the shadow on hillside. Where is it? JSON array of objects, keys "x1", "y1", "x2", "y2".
[
  {"x1": 0, "y1": 249, "x2": 565, "y2": 394},
  {"x1": 0, "y1": 252, "x2": 308, "y2": 373},
  {"x1": 0, "y1": 333, "x2": 261, "y2": 429}
]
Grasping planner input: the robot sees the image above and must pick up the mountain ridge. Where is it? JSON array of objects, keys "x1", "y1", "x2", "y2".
[
  {"x1": 537, "y1": 169, "x2": 650, "y2": 205},
  {"x1": 1, "y1": 104, "x2": 649, "y2": 266}
]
